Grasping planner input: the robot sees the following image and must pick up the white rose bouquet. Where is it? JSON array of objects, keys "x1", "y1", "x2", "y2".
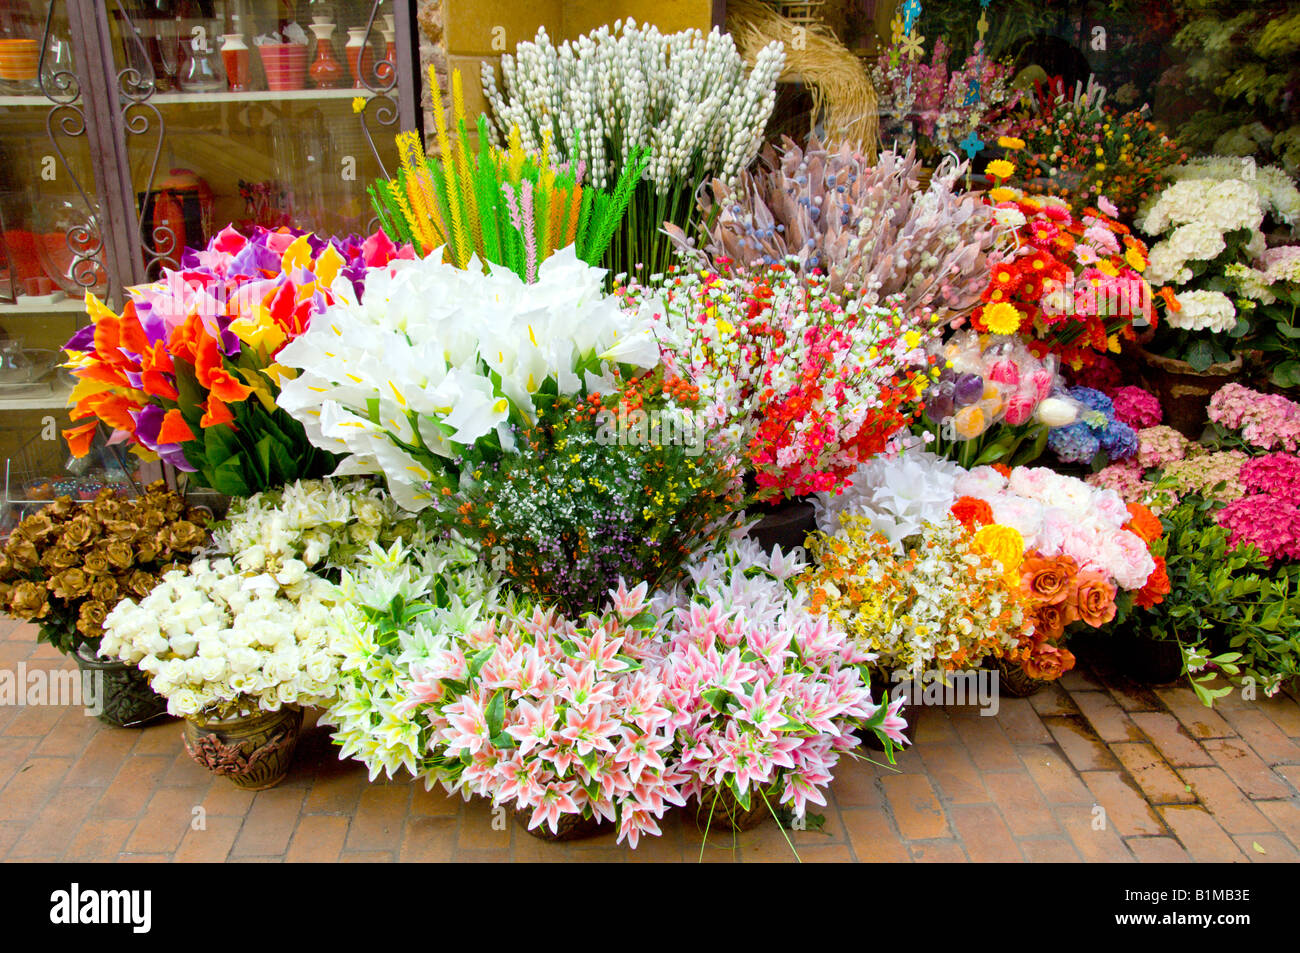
[{"x1": 100, "y1": 557, "x2": 344, "y2": 719}]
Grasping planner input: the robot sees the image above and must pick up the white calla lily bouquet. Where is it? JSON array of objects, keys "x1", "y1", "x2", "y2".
[{"x1": 276, "y1": 246, "x2": 662, "y2": 511}]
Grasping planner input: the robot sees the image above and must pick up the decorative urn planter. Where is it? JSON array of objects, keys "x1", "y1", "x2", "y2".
[
  {"x1": 73, "y1": 644, "x2": 168, "y2": 728},
  {"x1": 182, "y1": 705, "x2": 304, "y2": 790}
]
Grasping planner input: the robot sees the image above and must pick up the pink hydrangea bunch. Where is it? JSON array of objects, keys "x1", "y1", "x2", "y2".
[
  {"x1": 1216, "y1": 494, "x2": 1300, "y2": 563},
  {"x1": 1108, "y1": 386, "x2": 1162, "y2": 429},
  {"x1": 406, "y1": 582, "x2": 689, "y2": 848},
  {"x1": 656, "y1": 538, "x2": 902, "y2": 820},
  {"x1": 1208, "y1": 383, "x2": 1300, "y2": 451},
  {"x1": 1238, "y1": 453, "x2": 1300, "y2": 503},
  {"x1": 1137, "y1": 425, "x2": 1192, "y2": 470},
  {"x1": 1086, "y1": 461, "x2": 1149, "y2": 503}
]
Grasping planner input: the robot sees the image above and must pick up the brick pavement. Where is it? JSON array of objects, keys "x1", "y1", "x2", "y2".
[{"x1": 2, "y1": 617, "x2": 1298, "y2": 862}]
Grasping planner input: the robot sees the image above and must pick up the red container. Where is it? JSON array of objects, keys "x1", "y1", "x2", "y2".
[{"x1": 257, "y1": 43, "x2": 308, "y2": 92}]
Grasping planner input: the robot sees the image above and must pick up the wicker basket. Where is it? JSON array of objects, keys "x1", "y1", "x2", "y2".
[
  {"x1": 991, "y1": 656, "x2": 1049, "y2": 698},
  {"x1": 772, "y1": 0, "x2": 827, "y2": 27},
  {"x1": 691, "y1": 786, "x2": 772, "y2": 833},
  {"x1": 513, "y1": 807, "x2": 610, "y2": 842}
]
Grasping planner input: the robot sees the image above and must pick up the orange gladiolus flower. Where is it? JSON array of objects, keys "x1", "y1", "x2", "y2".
[
  {"x1": 62, "y1": 420, "x2": 100, "y2": 458},
  {"x1": 194, "y1": 333, "x2": 253, "y2": 405},
  {"x1": 156, "y1": 409, "x2": 195, "y2": 444},
  {"x1": 80, "y1": 391, "x2": 141, "y2": 432},
  {"x1": 200, "y1": 394, "x2": 235, "y2": 429}
]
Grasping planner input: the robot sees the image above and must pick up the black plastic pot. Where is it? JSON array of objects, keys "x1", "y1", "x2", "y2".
[
  {"x1": 747, "y1": 500, "x2": 818, "y2": 554},
  {"x1": 1128, "y1": 637, "x2": 1184, "y2": 685}
]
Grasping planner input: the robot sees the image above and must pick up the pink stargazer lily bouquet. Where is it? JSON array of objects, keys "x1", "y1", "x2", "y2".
[
  {"x1": 403, "y1": 581, "x2": 689, "y2": 847},
  {"x1": 655, "y1": 535, "x2": 906, "y2": 822}
]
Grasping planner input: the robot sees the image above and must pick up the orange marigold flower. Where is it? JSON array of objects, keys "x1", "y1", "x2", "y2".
[{"x1": 950, "y1": 496, "x2": 994, "y2": 531}]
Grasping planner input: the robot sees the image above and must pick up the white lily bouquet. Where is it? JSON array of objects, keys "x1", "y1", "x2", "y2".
[{"x1": 275, "y1": 246, "x2": 661, "y2": 511}]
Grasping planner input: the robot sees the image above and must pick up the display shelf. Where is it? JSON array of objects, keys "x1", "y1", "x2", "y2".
[
  {"x1": 0, "y1": 382, "x2": 73, "y2": 411},
  {"x1": 0, "y1": 298, "x2": 85, "y2": 315},
  {"x1": 0, "y1": 87, "x2": 381, "y2": 108}
]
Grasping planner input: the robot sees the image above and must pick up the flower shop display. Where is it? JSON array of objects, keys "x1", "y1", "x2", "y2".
[
  {"x1": 1012, "y1": 76, "x2": 1186, "y2": 218},
  {"x1": 638, "y1": 265, "x2": 939, "y2": 500},
  {"x1": 369, "y1": 70, "x2": 644, "y2": 279},
  {"x1": 665, "y1": 137, "x2": 1003, "y2": 323},
  {"x1": 919, "y1": 329, "x2": 1080, "y2": 468},
  {"x1": 974, "y1": 175, "x2": 1154, "y2": 371},
  {"x1": 276, "y1": 246, "x2": 660, "y2": 512},
  {"x1": 481, "y1": 22, "x2": 784, "y2": 280},
  {"x1": 97, "y1": 479, "x2": 396, "y2": 787},
  {"x1": 0, "y1": 482, "x2": 207, "y2": 726},
  {"x1": 62, "y1": 226, "x2": 412, "y2": 496}
]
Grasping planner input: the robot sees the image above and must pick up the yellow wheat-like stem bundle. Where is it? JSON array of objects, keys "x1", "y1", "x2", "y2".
[
  {"x1": 727, "y1": 0, "x2": 878, "y2": 160},
  {"x1": 429, "y1": 65, "x2": 469, "y2": 266},
  {"x1": 394, "y1": 132, "x2": 442, "y2": 252},
  {"x1": 451, "y1": 71, "x2": 484, "y2": 260}
]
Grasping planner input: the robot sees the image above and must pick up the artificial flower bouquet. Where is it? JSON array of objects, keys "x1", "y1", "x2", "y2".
[
  {"x1": 638, "y1": 265, "x2": 939, "y2": 500},
  {"x1": 276, "y1": 246, "x2": 661, "y2": 512},
  {"x1": 96, "y1": 479, "x2": 392, "y2": 719},
  {"x1": 974, "y1": 174, "x2": 1154, "y2": 371},
  {"x1": 481, "y1": 21, "x2": 784, "y2": 280},
  {"x1": 62, "y1": 226, "x2": 411, "y2": 496},
  {"x1": 371, "y1": 68, "x2": 645, "y2": 281},
  {"x1": 1135, "y1": 158, "x2": 1300, "y2": 370},
  {"x1": 446, "y1": 385, "x2": 743, "y2": 616},
  {"x1": 666, "y1": 136, "x2": 1003, "y2": 323},
  {"x1": 656, "y1": 538, "x2": 903, "y2": 829},
  {"x1": 1045, "y1": 385, "x2": 1139, "y2": 468},
  {"x1": 809, "y1": 451, "x2": 1166, "y2": 682},
  {"x1": 1011, "y1": 75, "x2": 1186, "y2": 219},
  {"x1": 919, "y1": 329, "x2": 1081, "y2": 468},
  {"x1": 0, "y1": 482, "x2": 207, "y2": 655},
  {"x1": 870, "y1": 37, "x2": 1021, "y2": 164}
]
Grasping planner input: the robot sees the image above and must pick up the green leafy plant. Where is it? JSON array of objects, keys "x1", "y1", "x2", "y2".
[{"x1": 1113, "y1": 491, "x2": 1300, "y2": 705}]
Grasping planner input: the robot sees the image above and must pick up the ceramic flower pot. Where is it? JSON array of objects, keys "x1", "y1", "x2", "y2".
[
  {"x1": 990, "y1": 655, "x2": 1049, "y2": 698},
  {"x1": 690, "y1": 787, "x2": 771, "y2": 833},
  {"x1": 257, "y1": 42, "x2": 308, "y2": 92},
  {"x1": 183, "y1": 706, "x2": 303, "y2": 790},
  {"x1": 512, "y1": 807, "x2": 611, "y2": 842},
  {"x1": 1136, "y1": 346, "x2": 1242, "y2": 439},
  {"x1": 747, "y1": 499, "x2": 817, "y2": 555},
  {"x1": 73, "y1": 644, "x2": 168, "y2": 728}
]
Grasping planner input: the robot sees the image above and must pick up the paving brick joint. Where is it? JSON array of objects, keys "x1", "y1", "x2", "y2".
[{"x1": 1, "y1": 618, "x2": 1298, "y2": 863}]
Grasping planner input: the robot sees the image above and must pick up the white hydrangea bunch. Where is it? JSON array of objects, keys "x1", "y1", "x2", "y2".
[
  {"x1": 101, "y1": 557, "x2": 344, "y2": 719},
  {"x1": 1167, "y1": 289, "x2": 1238, "y2": 333},
  {"x1": 320, "y1": 537, "x2": 514, "y2": 782},
  {"x1": 276, "y1": 246, "x2": 660, "y2": 511},
  {"x1": 216, "y1": 478, "x2": 418, "y2": 572},
  {"x1": 1164, "y1": 156, "x2": 1300, "y2": 230},
  {"x1": 1136, "y1": 178, "x2": 1264, "y2": 280},
  {"x1": 481, "y1": 20, "x2": 784, "y2": 194}
]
